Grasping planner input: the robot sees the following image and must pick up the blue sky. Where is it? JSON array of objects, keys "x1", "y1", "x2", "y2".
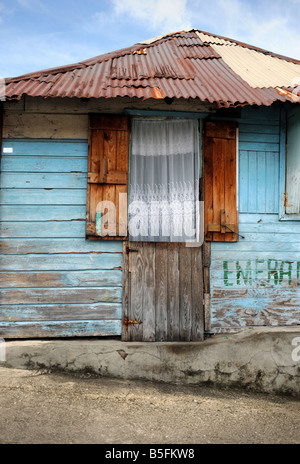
[{"x1": 0, "y1": 0, "x2": 299, "y2": 78}]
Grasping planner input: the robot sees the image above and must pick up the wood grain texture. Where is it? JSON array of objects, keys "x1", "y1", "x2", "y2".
[
  {"x1": 204, "y1": 121, "x2": 238, "y2": 242},
  {"x1": 0, "y1": 137, "x2": 123, "y2": 338},
  {"x1": 86, "y1": 115, "x2": 129, "y2": 239},
  {"x1": 210, "y1": 105, "x2": 299, "y2": 331},
  {"x1": 123, "y1": 242, "x2": 204, "y2": 342}
]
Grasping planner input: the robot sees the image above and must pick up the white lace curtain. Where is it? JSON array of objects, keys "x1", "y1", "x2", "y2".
[{"x1": 129, "y1": 119, "x2": 200, "y2": 242}]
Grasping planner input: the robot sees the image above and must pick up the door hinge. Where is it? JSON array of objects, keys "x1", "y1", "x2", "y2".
[
  {"x1": 124, "y1": 316, "x2": 142, "y2": 326},
  {"x1": 126, "y1": 246, "x2": 139, "y2": 254}
]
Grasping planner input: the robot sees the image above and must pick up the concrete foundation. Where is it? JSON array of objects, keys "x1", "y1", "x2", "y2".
[{"x1": 2, "y1": 327, "x2": 300, "y2": 396}]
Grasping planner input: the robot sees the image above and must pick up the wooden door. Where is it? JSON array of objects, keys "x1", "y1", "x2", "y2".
[{"x1": 122, "y1": 242, "x2": 204, "y2": 342}]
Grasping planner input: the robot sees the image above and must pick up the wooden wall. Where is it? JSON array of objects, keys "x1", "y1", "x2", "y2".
[
  {"x1": 211, "y1": 105, "x2": 300, "y2": 331},
  {"x1": 0, "y1": 101, "x2": 124, "y2": 337}
]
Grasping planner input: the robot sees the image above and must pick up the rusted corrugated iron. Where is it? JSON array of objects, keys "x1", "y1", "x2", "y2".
[{"x1": 4, "y1": 29, "x2": 300, "y2": 107}]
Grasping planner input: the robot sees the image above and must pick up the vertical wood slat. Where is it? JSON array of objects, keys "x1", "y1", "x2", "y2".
[
  {"x1": 128, "y1": 242, "x2": 144, "y2": 341},
  {"x1": 204, "y1": 121, "x2": 238, "y2": 242},
  {"x1": 167, "y1": 243, "x2": 180, "y2": 341},
  {"x1": 143, "y1": 243, "x2": 156, "y2": 341},
  {"x1": 155, "y1": 243, "x2": 168, "y2": 341},
  {"x1": 123, "y1": 242, "x2": 204, "y2": 342},
  {"x1": 121, "y1": 241, "x2": 130, "y2": 341},
  {"x1": 179, "y1": 245, "x2": 192, "y2": 341}
]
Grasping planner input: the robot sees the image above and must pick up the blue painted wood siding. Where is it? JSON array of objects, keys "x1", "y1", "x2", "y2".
[
  {"x1": 211, "y1": 106, "x2": 300, "y2": 331},
  {"x1": 0, "y1": 139, "x2": 123, "y2": 338}
]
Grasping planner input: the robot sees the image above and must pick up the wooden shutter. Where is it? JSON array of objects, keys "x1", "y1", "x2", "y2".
[
  {"x1": 204, "y1": 121, "x2": 238, "y2": 242},
  {"x1": 86, "y1": 114, "x2": 130, "y2": 239}
]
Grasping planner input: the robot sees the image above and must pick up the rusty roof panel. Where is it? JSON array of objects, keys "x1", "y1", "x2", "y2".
[{"x1": 4, "y1": 29, "x2": 300, "y2": 107}]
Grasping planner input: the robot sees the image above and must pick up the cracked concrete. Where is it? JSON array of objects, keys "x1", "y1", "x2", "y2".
[{"x1": 2, "y1": 327, "x2": 300, "y2": 396}]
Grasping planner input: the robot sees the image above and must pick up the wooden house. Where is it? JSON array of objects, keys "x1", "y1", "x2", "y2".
[{"x1": 0, "y1": 30, "x2": 299, "y2": 340}]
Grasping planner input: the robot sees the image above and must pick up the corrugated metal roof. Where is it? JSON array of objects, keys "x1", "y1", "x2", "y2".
[
  {"x1": 4, "y1": 29, "x2": 300, "y2": 107},
  {"x1": 210, "y1": 43, "x2": 300, "y2": 89}
]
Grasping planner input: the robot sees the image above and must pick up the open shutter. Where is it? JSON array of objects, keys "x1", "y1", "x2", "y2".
[
  {"x1": 204, "y1": 120, "x2": 238, "y2": 242},
  {"x1": 86, "y1": 114, "x2": 130, "y2": 239}
]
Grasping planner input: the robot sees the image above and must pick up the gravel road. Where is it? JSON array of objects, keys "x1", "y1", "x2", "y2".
[{"x1": 0, "y1": 366, "x2": 299, "y2": 445}]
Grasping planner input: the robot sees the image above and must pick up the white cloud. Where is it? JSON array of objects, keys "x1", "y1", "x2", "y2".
[
  {"x1": 188, "y1": 0, "x2": 300, "y2": 58},
  {"x1": 112, "y1": 0, "x2": 192, "y2": 33}
]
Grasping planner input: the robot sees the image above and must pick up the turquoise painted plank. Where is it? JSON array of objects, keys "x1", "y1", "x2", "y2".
[
  {"x1": 1, "y1": 172, "x2": 87, "y2": 189},
  {"x1": 211, "y1": 241, "x2": 300, "y2": 252},
  {"x1": 0, "y1": 270, "x2": 123, "y2": 288},
  {"x1": 0, "y1": 205, "x2": 86, "y2": 222},
  {"x1": 247, "y1": 151, "x2": 258, "y2": 212},
  {"x1": 256, "y1": 151, "x2": 267, "y2": 212},
  {"x1": 239, "y1": 141, "x2": 279, "y2": 152},
  {"x1": 266, "y1": 152, "x2": 279, "y2": 212},
  {"x1": 239, "y1": 222, "x2": 300, "y2": 233},
  {"x1": 0, "y1": 320, "x2": 122, "y2": 338},
  {"x1": 239, "y1": 151, "x2": 248, "y2": 212},
  {"x1": 211, "y1": 251, "x2": 298, "y2": 260},
  {"x1": 239, "y1": 151, "x2": 279, "y2": 213},
  {"x1": 212, "y1": 233, "x2": 300, "y2": 244},
  {"x1": 0, "y1": 238, "x2": 123, "y2": 254},
  {"x1": 0, "y1": 221, "x2": 86, "y2": 238},
  {"x1": 0, "y1": 303, "x2": 122, "y2": 321},
  {"x1": 240, "y1": 119, "x2": 279, "y2": 126},
  {"x1": 1, "y1": 156, "x2": 87, "y2": 172},
  {"x1": 239, "y1": 213, "x2": 279, "y2": 223},
  {"x1": 2, "y1": 139, "x2": 88, "y2": 157},
  {"x1": 239, "y1": 124, "x2": 280, "y2": 134},
  {"x1": 0, "y1": 253, "x2": 122, "y2": 271},
  {"x1": 241, "y1": 106, "x2": 280, "y2": 120},
  {"x1": 239, "y1": 132, "x2": 280, "y2": 143},
  {"x1": 0, "y1": 287, "x2": 122, "y2": 304},
  {"x1": 0, "y1": 189, "x2": 87, "y2": 205}
]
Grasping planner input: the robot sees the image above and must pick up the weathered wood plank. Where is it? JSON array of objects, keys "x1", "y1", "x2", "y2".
[
  {"x1": 191, "y1": 247, "x2": 204, "y2": 340},
  {"x1": 0, "y1": 320, "x2": 122, "y2": 338},
  {"x1": 211, "y1": 239, "x2": 300, "y2": 250},
  {"x1": 3, "y1": 113, "x2": 89, "y2": 139},
  {"x1": 167, "y1": 243, "x2": 180, "y2": 341},
  {"x1": 0, "y1": 287, "x2": 122, "y2": 305},
  {"x1": 0, "y1": 270, "x2": 122, "y2": 288},
  {"x1": 121, "y1": 241, "x2": 130, "y2": 341},
  {"x1": 0, "y1": 303, "x2": 122, "y2": 321},
  {"x1": 1, "y1": 172, "x2": 87, "y2": 189},
  {"x1": 0, "y1": 188, "x2": 86, "y2": 205},
  {"x1": 212, "y1": 298, "x2": 300, "y2": 328},
  {"x1": 155, "y1": 243, "x2": 168, "y2": 341},
  {"x1": 0, "y1": 253, "x2": 122, "y2": 271},
  {"x1": 212, "y1": 287, "x2": 300, "y2": 299},
  {"x1": 1, "y1": 156, "x2": 87, "y2": 172},
  {"x1": 0, "y1": 238, "x2": 123, "y2": 254},
  {"x1": 0, "y1": 206, "x2": 86, "y2": 222},
  {"x1": 2, "y1": 138, "x2": 88, "y2": 156},
  {"x1": 179, "y1": 246, "x2": 192, "y2": 341},
  {"x1": 128, "y1": 243, "x2": 144, "y2": 341},
  {"x1": 142, "y1": 242, "x2": 156, "y2": 341},
  {"x1": 0, "y1": 221, "x2": 87, "y2": 238}
]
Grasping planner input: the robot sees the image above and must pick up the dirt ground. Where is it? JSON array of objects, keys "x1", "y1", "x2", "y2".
[{"x1": 0, "y1": 366, "x2": 299, "y2": 445}]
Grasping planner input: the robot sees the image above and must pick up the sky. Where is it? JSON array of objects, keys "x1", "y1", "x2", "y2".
[{"x1": 0, "y1": 0, "x2": 299, "y2": 78}]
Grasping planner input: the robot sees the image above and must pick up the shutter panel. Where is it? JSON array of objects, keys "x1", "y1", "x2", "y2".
[
  {"x1": 86, "y1": 114, "x2": 130, "y2": 239},
  {"x1": 204, "y1": 121, "x2": 239, "y2": 242}
]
